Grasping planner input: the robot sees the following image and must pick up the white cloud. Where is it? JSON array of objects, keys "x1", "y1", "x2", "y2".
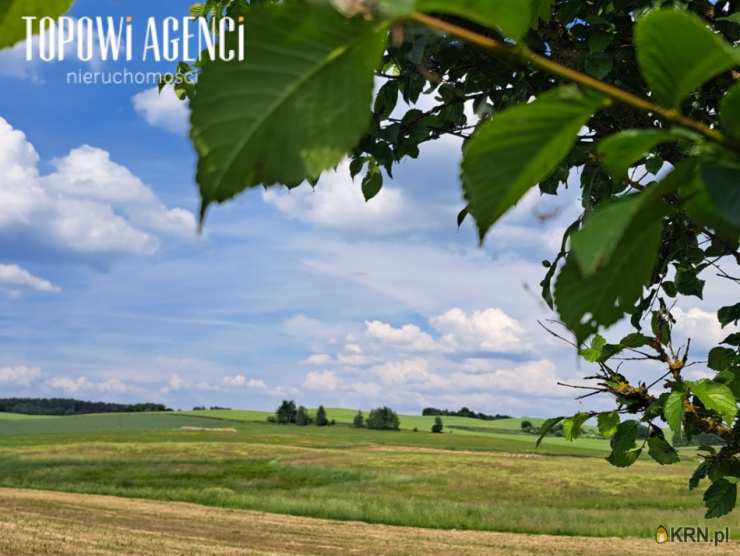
[
  {"x1": 0, "y1": 117, "x2": 195, "y2": 256},
  {"x1": 161, "y1": 373, "x2": 187, "y2": 394},
  {"x1": 0, "y1": 264, "x2": 60, "y2": 293},
  {"x1": 132, "y1": 87, "x2": 190, "y2": 135},
  {"x1": 262, "y1": 162, "x2": 428, "y2": 234},
  {"x1": 366, "y1": 320, "x2": 438, "y2": 352},
  {"x1": 303, "y1": 370, "x2": 341, "y2": 391},
  {"x1": 0, "y1": 366, "x2": 41, "y2": 386},
  {"x1": 301, "y1": 354, "x2": 333, "y2": 366},
  {"x1": 47, "y1": 375, "x2": 130, "y2": 395},
  {"x1": 371, "y1": 358, "x2": 435, "y2": 386},
  {"x1": 431, "y1": 308, "x2": 526, "y2": 352},
  {"x1": 223, "y1": 374, "x2": 266, "y2": 389},
  {"x1": 673, "y1": 307, "x2": 733, "y2": 349}
]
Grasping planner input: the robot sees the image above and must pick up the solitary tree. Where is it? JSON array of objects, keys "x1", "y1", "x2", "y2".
[
  {"x1": 316, "y1": 405, "x2": 329, "y2": 426},
  {"x1": 169, "y1": 0, "x2": 740, "y2": 517},
  {"x1": 353, "y1": 410, "x2": 365, "y2": 428},
  {"x1": 431, "y1": 416, "x2": 444, "y2": 433}
]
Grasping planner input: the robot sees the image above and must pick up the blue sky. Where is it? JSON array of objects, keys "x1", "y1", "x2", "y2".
[{"x1": 0, "y1": 0, "x2": 734, "y2": 416}]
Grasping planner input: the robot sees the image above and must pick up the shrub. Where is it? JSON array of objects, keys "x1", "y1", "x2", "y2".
[
  {"x1": 521, "y1": 420, "x2": 534, "y2": 433},
  {"x1": 352, "y1": 410, "x2": 365, "y2": 428},
  {"x1": 316, "y1": 405, "x2": 329, "y2": 426},
  {"x1": 431, "y1": 416, "x2": 444, "y2": 433},
  {"x1": 367, "y1": 406, "x2": 400, "y2": 431}
]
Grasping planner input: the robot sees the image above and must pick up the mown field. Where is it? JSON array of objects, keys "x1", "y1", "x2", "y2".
[{"x1": 0, "y1": 409, "x2": 736, "y2": 541}]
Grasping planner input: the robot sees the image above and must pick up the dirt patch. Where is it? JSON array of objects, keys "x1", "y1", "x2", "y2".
[
  {"x1": 180, "y1": 427, "x2": 238, "y2": 432},
  {"x1": 0, "y1": 488, "x2": 734, "y2": 555}
]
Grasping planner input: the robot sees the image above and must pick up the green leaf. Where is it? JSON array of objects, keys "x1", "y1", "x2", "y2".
[
  {"x1": 415, "y1": 0, "x2": 534, "y2": 40},
  {"x1": 708, "y1": 347, "x2": 735, "y2": 372},
  {"x1": 704, "y1": 479, "x2": 737, "y2": 519},
  {"x1": 719, "y1": 303, "x2": 740, "y2": 328},
  {"x1": 687, "y1": 380, "x2": 738, "y2": 425},
  {"x1": 191, "y1": 2, "x2": 388, "y2": 217},
  {"x1": 701, "y1": 163, "x2": 740, "y2": 229},
  {"x1": 361, "y1": 163, "x2": 383, "y2": 201},
  {"x1": 607, "y1": 447, "x2": 642, "y2": 468},
  {"x1": 374, "y1": 80, "x2": 399, "y2": 120},
  {"x1": 536, "y1": 416, "x2": 564, "y2": 448},
  {"x1": 597, "y1": 130, "x2": 679, "y2": 181},
  {"x1": 635, "y1": 9, "x2": 739, "y2": 108},
  {"x1": 647, "y1": 435, "x2": 680, "y2": 465},
  {"x1": 674, "y1": 267, "x2": 704, "y2": 299},
  {"x1": 457, "y1": 206, "x2": 469, "y2": 228},
  {"x1": 571, "y1": 190, "x2": 667, "y2": 277},
  {"x1": 563, "y1": 412, "x2": 590, "y2": 441},
  {"x1": 581, "y1": 335, "x2": 606, "y2": 362},
  {"x1": 690, "y1": 460, "x2": 710, "y2": 490},
  {"x1": 720, "y1": 83, "x2": 740, "y2": 139},
  {"x1": 597, "y1": 412, "x2": 619, "y2": 439},
  {"x1": 0, "y1": 0, "x2": 75, "y2": 49},
  {"x1": 556, "y1": 197, "x2": 665, "y2": 343},
  {"x1": 462, "y1": 86, "x2": 603, "y2": 242},
  {"x1": 663, "y1": 390, "x2": 684, "y2": 435},
  {"x1": 611, "y1": 420, "x2": 639, "y2": 453},
  {"x1": 620, "y1": 333, "x2": 650, "y2": 348}
]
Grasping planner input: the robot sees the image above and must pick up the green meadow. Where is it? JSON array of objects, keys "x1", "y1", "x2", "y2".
[{"x1": 0, "y1": 409, "x2": 735, "y2": 539}]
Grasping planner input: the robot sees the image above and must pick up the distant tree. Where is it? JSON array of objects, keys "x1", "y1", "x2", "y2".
[
  {"x1": 431, "y1": 416, "x2": 444, "y2": 433},
  {"x1": 0, "y1": 398, "x2": 170, "y2": 416},
  {"x1": 521, "y1": 420, "x2": 534, "y2": 433},
  {"x1": 367, "y1": 407, "x2": 400, "y2": 431},
  {"x1": 353, "y1": 410, "x2": 365, "y2": 428},
  {"x1": 316, "y1": 405, "x2": 329, "y2": 426},
  {"x1": 295, "y1": 405, "x2": 312, "y2": 426},
  {"x1": 276, "y1": 400, "x2": 297, "y2": 424}
]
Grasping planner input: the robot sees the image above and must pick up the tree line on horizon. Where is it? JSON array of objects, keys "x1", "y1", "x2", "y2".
[{"x1": 0, "y1": 398, "x2": 171, "y2": 416}]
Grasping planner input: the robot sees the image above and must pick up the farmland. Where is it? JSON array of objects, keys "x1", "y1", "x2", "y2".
[{"x1": 0, "y1": 407, "x2": 738, "y2": 550}]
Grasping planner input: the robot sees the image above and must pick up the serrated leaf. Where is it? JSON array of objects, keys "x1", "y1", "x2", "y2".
[
  {"x1": 571, "y1": 190, "x2": 667, "y2": 277},
  {"x1": 597, "y1": 130, "x2": 680, "y2": 181},
  {"x1": 597, "y1": 412, "x2": 619, "y2": 439},
  {"x1": 563, "y1": 412, "x2": 590, "y2": 441},
  {"x1": 462, "y1": 86, "x2": 603, "y2": 242},
  {"x1": 0, "y1": 0, "x2": 75, "y2": 49},
  {"x1": 708, "y1": 347, "x2": 734, "y2": 372},
  {"x1": 690, "y1": 460, "x2": 710, "y2": 490},
  {"x1": 607, "y1": 447, "x2": 642, "y2": 467},
  {"x1": 635, "y1": 9, "x2": 739, "y2": 108},
  {"x1": 611, "y1": 420, "x2": 639, "y2": 453},
  {"x1": 720, "y1": 83, "x2": 740, "y2": 140},
  {"x1": 191, "y1": 2, "x2": 388, "y2": 217},
  {"x1": 663, "y1": 390, "x2": 684, "y2": 435},
  {"x1": 536, "y1": 416, "x2": 564, "y2": 448},
  {"x1": 688, "y1": 380, "x2": 738, "y2": 425},
  {"x1": 704, "y1": 479, "x2": 737, "y2": 519},
  {"x1": 556, "y1": 201, "x2": 665, "y2": 344},
  {"x1": 647, "y1": 435, "x2": 680, "y2": 465},
  {"x1": 416, "y1": 0, "x2": 534, "y2": 40}
]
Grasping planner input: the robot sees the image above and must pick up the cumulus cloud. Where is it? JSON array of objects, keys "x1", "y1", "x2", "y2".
[
  {"x1": 673, "y1": 307, "x2": 733, "y2": 349},
  {"x1": 366, "y1": 321, "x2": 438, "y2": 352},
  {"x1": 132, "y1": 87, "x2": 190, "y2": 135},
  {"x1": 0, "y1": 264, "x2": 60, "y2": 293},
  {"x1": 262, "y1": 162, "x2": 428, "y2": 234},
  {"x1": 431, "y1": 308, "x2": 526, "y2": 352},
  {"x1": 223, "y1": 374, "x2": 266, "y2": 389},
  {"x1": 0, "y1": 365, "x2": 41, "y2": 386},
  {"x1": 303, "y1": 370, "x2": 341, "y2": 391},
  {"x1": 0, "y1": 117, "x2": 195, "y2": 257},
  {"x1": 47, "y1": 375, "x2": 129, "y2": 395}
]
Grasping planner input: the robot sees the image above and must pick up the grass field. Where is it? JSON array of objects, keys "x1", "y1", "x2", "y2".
[{"x1": 0, "y1": 409, "x2": 736, "y2": 541}]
